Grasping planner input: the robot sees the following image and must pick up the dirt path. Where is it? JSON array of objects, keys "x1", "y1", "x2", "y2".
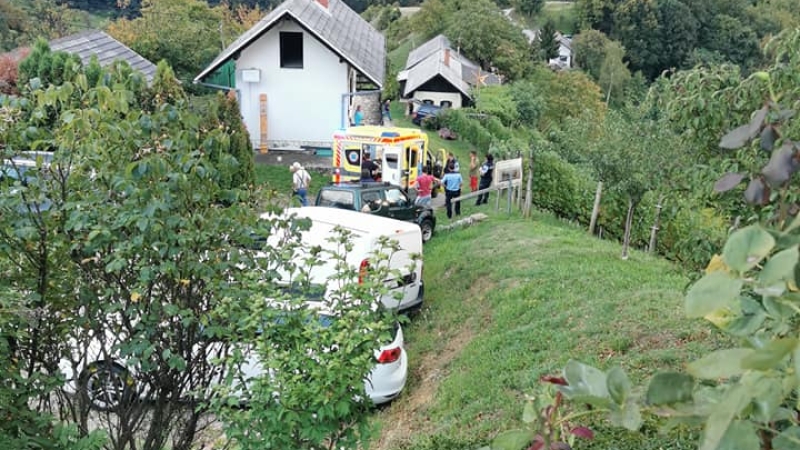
[{"x1": 372, "y1": 278, "x2": 495, "y2": 450}]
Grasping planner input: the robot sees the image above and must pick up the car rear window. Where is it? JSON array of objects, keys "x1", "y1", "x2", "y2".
[{"x1": 317, "y1": 190, "x2": 355, "y2": 210}]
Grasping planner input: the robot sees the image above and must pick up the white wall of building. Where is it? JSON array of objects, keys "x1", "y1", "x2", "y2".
[
  {"x1": 412, "y1": 91, "x2": 462, "y2": 110},
  {"x1": 235, "y1": 19, "x2": 349, "y2": 147}
]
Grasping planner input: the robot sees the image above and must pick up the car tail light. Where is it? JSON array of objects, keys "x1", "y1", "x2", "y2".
[
  {"x1": 358, "y1": 259, "x2": 370, "y2": 284},
  {"x1": 377, "y1": 347, "x2": 401, "y2": 364}
]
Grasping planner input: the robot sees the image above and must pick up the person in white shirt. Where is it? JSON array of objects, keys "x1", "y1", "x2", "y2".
[{"x1": 290, "y1": 162, "x2": 312, "y2": 206}]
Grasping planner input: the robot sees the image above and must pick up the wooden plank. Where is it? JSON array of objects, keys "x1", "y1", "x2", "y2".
[
  {"x1": 433, "y1": 179, "x2": 522, "y2": 208},
  {"x1": 259, "y1": 93, "x2": 268, "y2": 154}
]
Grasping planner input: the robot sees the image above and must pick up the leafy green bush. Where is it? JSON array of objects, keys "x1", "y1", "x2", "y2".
[
  {"x1": 531, "y1": 150, "x2": 594, "y2": 222},
  {"x1": 530, "y1": 151, "x2": 723, "y2": 270},
  {"x1": 438, "y1": 109, "x2": 493, "y2": 150}
]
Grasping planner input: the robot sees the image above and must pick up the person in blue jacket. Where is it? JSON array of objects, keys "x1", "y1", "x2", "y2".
[{"x1": 441, "y1": 161, "x2": 463, "y2": 219}]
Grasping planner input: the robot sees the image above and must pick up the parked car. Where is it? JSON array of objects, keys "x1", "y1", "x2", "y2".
[
  {"x1": 59, "y1": 313, "x2": 407, "y2": 411},
  {"x1": 412, "y1": 104, "x2": 442, "y2": 126},
  {"x1": 314, "y1": 182, "x2": 436, "y2": 243}
]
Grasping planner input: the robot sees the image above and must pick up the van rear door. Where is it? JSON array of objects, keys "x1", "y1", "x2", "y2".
[
  {"x1": 371, "y1": 227, "x2": 423, "y2": 312},
  {"x1": 381, "y1": 147, "x2": 401, "y2": 185}
]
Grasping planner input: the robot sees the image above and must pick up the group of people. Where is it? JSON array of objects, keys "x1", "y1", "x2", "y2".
[
  {"x1": 350, "y1": 100, "x2": 392, "y2": 127},
  {"x1": 290, "y1": 149, "x2": 496, "y2": 215},
  {"x1": 413, "y1": 151, "x2": 495, "y2": 219}
]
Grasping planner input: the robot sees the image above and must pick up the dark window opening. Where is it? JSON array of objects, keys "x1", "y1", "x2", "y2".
[{"x1": 280, "y1": 32, "x2": 303, "y2": 69}]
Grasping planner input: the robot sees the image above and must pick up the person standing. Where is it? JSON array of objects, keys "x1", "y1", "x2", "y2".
[
  {"x1": 446, "y1": 151, "x2": 460, "y2": 172},
  {"x1": 475, "y1": 153, "x2": 494, "y2": 205},
  {"x1": 290, "y1": 162, "x2": 311, "y2": 206},
  {"x1": 469, "y1": 150, "x2": 479, "y2": 192},
  {"x1": 352, "y1": 105, "x2": 364, "y2": 126},
  {"x1": 382, "y1": 99, "x2": 392, "y2": 124},
  {"x1": 413, "y1": 166, "x2": 438, "y2": 206},
  {"x1": 361, "y1": 152, "x2": 380, "y2": 181},
  {"x1": 441, "y1": 162, "x2": 463, "y2": 219}
]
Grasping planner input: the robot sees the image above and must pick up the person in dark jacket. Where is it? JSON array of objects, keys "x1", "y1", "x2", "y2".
[{"x1": 475, "y1": 153, "x2": 494, "y2": 205}]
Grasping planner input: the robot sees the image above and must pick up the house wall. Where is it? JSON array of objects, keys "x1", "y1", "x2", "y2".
[
  {"x1": 410, "y1": 75, "x2": 465, "y2": 109},
  {"x1": 412, "y1": 91, "x2": 462, "y2": 109},
  {"x1": 235, "y1": 19, "x2": 349, "y2": 148}
]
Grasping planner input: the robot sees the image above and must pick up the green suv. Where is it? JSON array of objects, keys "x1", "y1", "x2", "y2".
[{"x1": 314, "y1": 182, "x2": 436, "y2": 243}]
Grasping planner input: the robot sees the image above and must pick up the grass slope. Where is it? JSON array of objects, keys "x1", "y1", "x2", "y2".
[{"x1": 374, "y1": 210, "x2": 724, "y2": 450}]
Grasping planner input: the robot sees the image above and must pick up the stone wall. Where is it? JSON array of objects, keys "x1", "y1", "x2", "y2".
[{"x1": 350, "y1": 91, "x2": 382, "y2": 126}]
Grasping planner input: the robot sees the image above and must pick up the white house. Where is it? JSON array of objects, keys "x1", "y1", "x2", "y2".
[
  {"x1": 397, "y1": 35, "x2": 502, "y2": 112},
  {"x1": 548, "y1": 33, "x2": 573, "y2": 70},
  {"x1": 194, "y1": 0, "x2": 385, "y2": 150}
]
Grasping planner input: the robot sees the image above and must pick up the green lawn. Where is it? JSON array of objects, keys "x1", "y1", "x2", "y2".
[
  {"x1": 389, "y1": 38, "x2": 415, "y2": 70},
  {"x1": 254, "y1": 164, "x2": 328, "y2": 207},
  {"x1": 372, "y1": 210, "x2": 724, "y2": 450}
]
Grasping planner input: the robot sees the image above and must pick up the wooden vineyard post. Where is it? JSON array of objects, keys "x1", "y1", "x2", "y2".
[
  {"x1": 648, "y1": 194, "x2": 665, "y2": 253},
  {"x1": 589, "y1": 181, "x2": 603, "y2": 235},
  {"x1": 259, "y1": 94, "x2": 268, "y2": 154}
]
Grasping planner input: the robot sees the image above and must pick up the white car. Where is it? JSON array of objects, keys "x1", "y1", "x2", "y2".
[{"x1": 58, "y1": 314, "x2": 408, "y2": 411}]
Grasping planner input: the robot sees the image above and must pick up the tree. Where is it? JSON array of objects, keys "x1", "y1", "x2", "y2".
[
  {"x1": 107, "y1": 0, "x2": 233, "y2": 81},
  {"x1": 0, "y1": 0, "x2": 26, "y2": 51},
  {"x1": 573, "y1": 29, "x2": 612, "y2": 80},
  {"x1": 576, "y1": 0, "x2": 624, "y2": 35},
  {"x1": 444, "y1": 0, "x2": 532, "y2": 80},
  {"x1": 515, "y1": 0, "x2": 544, "y2": 17},
  {"x1": 704, "y1": 14, "x2": 760, "y2": 68},
  {"x1": 654, "y1": 0, "x2": 699, "y2": 72},
  {"x1": 1, "y1": 41, "x2": 401, "y2": 450},
  {"x1": 474, "y1": 85, "x2": 520, "y2": 126},
  {"x1": 21, "y1": 0, "x2": 89, "y2": 41},
  {"x1": 411, "y1": 0, "x2": 450, "y2": 40},
  {"x1": 613, "y1": 0, "x2": 698, "y2": 79},
  {"x1": 538, "y1": 20, "x2": 559, "y2": 62},
  {"x1": 598, "y1": 40, "x2": 630, "y2": 106},
  {"x1": 18, "y1": 39, "x2": 83, "y2": 91},
  {"x1": 534, "y1": 67, "x2": 606, "y2": 130}
]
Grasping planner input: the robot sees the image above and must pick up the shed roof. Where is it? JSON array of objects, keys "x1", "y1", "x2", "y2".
[
  {"x1": 401, "y1": 35, "x2": 502, "y2": 98},
  {"x1": 405, "y1": 34, "x2": 450, "y2": 70},
  {"x1": 195, "y1": 0, "x2": 385, "y2": 86},
  {"x1": 49, "y1": 30, "x2": 157, "y2": 81}
]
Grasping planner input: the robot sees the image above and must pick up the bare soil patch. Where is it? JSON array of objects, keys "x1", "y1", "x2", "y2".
[{"x1": 372, "y1": 278, "x2": 495, "y2": 450}]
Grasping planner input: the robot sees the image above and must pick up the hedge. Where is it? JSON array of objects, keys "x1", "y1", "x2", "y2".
[
  {"x1": 531, "y1": 150, "x2": 727, "y2": 270},
  {"x1": 432, "y1": 109, "x2": 728, "y2": 270}
]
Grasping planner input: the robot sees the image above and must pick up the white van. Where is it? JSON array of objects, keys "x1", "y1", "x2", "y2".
[{"x1": 262, "y1": 207, "x2": 424, "y2": 313}]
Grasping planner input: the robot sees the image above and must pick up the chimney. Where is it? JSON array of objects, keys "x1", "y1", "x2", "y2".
[
  {"x1": 317, "y1": 0, "x2": 329, "y2": 8},
  {"x1": 444, "y1": 48, "x2": 450, "y2": 67}
]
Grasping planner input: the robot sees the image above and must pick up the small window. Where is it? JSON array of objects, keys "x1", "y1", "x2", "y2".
[
  {"x1": 280, "y1": 32, "x2": 303, "y2": 69},
  {"x1": 384, "y1": 154, "x2": 399, "y2": 171},
  {"x1": 407, "y1": 146, "x2": 419, "y2": 168},
  {"x1": 422, "y1": 99, "x2": 434, "y2": 105},
  {"x1": 440, "y1": 100, "x2": 452, "y2": 108}
]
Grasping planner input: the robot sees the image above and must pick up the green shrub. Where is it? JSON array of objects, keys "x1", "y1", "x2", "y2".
[
  {"x1": 530, "y1": 150, "x2": 724, "y2": 270},
  {"x1": 531, "y1": 150, "x2": 594, "y2": 221},
  {"x1": 439, "y1": 109, "x2": 493, "y2": 150}
]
